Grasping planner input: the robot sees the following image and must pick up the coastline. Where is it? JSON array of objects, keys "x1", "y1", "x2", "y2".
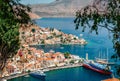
[
  {"x1": 37, "y1": 16, "x2": 75, "y2": 18},
  {"x1": 30, "y1": 43, "x2": 87, "y2": 46},
  {"x1": 43, "y1": 63, "x2": 83, "y2": 72},
  {"x1": 4, "y1": 63, "x2": 83, "y2": 80}
]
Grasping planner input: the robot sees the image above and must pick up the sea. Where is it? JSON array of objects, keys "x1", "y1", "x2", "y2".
[{"x1": 8, "y1": 17, "x2": 116, "y2": 81}]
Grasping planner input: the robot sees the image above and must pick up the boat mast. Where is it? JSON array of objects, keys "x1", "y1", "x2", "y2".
[
  {"x1": 107, "y1": 48, "x2": 109, "y2": 63},
  {"x1": 86, "y1": 53, "x2": 88, "y2": 60}
]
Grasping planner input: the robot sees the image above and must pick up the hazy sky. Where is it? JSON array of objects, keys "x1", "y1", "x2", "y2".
[{"x1": 20, "y1": 0, "x2": 55, "y2": 4}]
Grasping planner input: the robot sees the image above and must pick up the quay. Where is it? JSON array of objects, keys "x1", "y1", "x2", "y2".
[
  {"x1": 43, "y1": 63, "x2": 83, "y2": 72},
  {"x1": 0, "y1": 72, "x2": 29, "y2": 80},
  {"x1": 2, "y1": 63, "x2": 83, "y2": 80}
]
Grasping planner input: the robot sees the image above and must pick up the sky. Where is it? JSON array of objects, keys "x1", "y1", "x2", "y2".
[{"x1": 20, "y1": 0, "x2": 55, "y2": 4}]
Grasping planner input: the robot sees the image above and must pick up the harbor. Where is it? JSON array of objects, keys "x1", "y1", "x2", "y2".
[
  {"x1": 1, "y1": 0, "x2": 120, "y2": 80},
  {"x1": 2, "y1": 53, "x2": 113, "y2": 81},
  {"x1": 1, "y1": 18, "x2": 118, "y2": 81},
  {"x1": 3, "y1": 63, "x2": 83, "y2": 80},
  {"x1": 5, "y1": 55, "x2": 115, "y2": 81}
]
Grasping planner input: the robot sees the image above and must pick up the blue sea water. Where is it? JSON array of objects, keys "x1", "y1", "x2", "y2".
[{"x1": 8, "y1": 18, "x2": 116, "y2": 81}]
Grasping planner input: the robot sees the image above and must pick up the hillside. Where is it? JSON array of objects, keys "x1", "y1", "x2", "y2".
[
  {"x1": 19, "y1": 25, "x2": 87, "y2": 45},
  {"x1": 30, "y1": 0, "x2": 93, "y2": 17}
]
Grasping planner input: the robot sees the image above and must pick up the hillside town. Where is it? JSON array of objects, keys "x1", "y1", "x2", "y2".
[
  {"x1": 0, "y1": 24, "x2": 87, "y2": 78},
  {"x1": 1, "y1": 44, "x2": 83, "y2": 78},
  {"x1": 19, "y1": 24, "x2": 87, "y2": 45}
]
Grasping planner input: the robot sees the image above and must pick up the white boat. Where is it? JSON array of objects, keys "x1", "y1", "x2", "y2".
[
  {"x1": 29, "y1": 70, "x2": 46, "y2": 79},
  {"x1": 95, "y1": 49, "x2": 109, "y2": 64}
]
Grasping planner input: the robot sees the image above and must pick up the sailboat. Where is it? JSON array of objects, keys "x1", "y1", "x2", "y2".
[
  {"x1": 95, "y1": 49, "x2": 115, "y2": 65},
  {"x1": 95, "y1": 50, "x2": 108, "y2": 64}
]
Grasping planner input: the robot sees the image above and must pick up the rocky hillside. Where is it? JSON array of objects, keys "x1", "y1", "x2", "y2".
[{"x1": 30, "y1": 0, "x2": 93, "y2": 17}]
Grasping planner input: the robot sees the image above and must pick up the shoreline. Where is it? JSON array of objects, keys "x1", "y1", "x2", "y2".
[
  {"x1": 4, "y1": 63, "x2": 83, "y2": 80},
  {"x1": 29, "y1": 43, "x2": 87, "y2": 46},
  {"x1": 43, "y1": 63, "x2": 83, "y2": 72},
  {"x1": 33, "y1": 16, "x2": 75, "y2": 19}
]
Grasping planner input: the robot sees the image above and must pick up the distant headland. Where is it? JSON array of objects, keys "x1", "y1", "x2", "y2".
[{"x1": 30, "y1": 0, "x2": 93, "y2": 17}]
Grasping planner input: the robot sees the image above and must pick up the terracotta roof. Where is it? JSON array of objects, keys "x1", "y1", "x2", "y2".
[
  {"x1": 46, "y1": 58, "x2": 52, "y2": 61},
  {"x1": 27, "y1": 54, "x2": 33, "y2": 59},
  {"x1": 37, "y1": 58, "x2": 44, "y2": 61},
  {"x1": 102, "y1": 78, "x2": 120, "y2": 81},
  {"x1": 7, "y1": 65, "x2": 15, "y2": 69}
]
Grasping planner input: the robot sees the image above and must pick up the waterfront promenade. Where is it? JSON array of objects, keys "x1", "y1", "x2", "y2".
[
  {"x1": 0, "y1": 72, "x2": 29, "y2": 80},
  {"x1": 2, "y1": 63, "x2": 83, "y2": 80},
  {"x1": 43, "y1": 63, "x2": 83, "y2": 72}
]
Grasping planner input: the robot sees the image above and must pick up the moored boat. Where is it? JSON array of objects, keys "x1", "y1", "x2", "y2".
[
  {"x1": 29, "y1": 70, "x2": 46, "y2": 79},
  {"x1": 83, "y1": 60, "x2": 112, "y2": 75}
]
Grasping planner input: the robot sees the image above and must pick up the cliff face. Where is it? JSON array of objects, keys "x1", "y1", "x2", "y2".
[{"x1": 30, "y1": 0, "x2": 93, "y2": 17}]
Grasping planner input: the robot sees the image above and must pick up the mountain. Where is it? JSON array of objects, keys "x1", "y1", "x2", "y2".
[{"x1": 30, "y1": 0, "x2": 93, "y2": 17}]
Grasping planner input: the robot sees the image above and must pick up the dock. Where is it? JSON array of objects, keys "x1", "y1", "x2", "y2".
[
  {"x1": 43, "y1": 63, "x2": 83, "y2": 72},
  {"x1": 1, "y1": 72, "x2": 29, "y2": 80}
]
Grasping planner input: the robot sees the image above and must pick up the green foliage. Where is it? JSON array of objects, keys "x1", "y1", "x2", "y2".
[
  {"x1": 70, "y1": 60, "x2": 74, "y2": 64},
  {"x1": 50, "y1": 28, "x2": 54, "y2": 31},
  {"x1": 64, "y1": 52, "x2": 70, "y2": 59},
  {"x1": 41, "y1": 40, "x2": 45, "y2": 44},
  {"x1": 74, "y1": 0, "x2": 120, "y2": 57},
  {"x1": 74, "y1": 37, "x2": 77, "y2": 40},
  {"x1": 27, "y1": 70, "x2": 31, "y2": 73},
  {"x1": 74, "y1": 0, "x2": 120, "y2": 76},
  {"x1": 0, "y1": 0, "x2": 31, "y2": 70},
  {"x1": 22, "y1": 32, "x2": 25, "y2": 34},
  {"x1": 52, "y1": 32, "x2": 56, "y2": 36},
  {"x1": 47, "y1": 36, "x2": 53, "y2": 40},
  {"x1": 31, "y1": 28, "x2": 36, "y2": 33}
]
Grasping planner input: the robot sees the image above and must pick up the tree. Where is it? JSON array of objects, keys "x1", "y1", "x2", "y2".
[
  {"x1": 64, "y1": 52, "x2": 70, "y2": 59},
  {"x1": 41, "y1": 40, "x2": 45, "y2": 44},
  {"x1": 74, "y1": 0, "x2": 120, "y2": 76},
  {"x1": 0, "y1": 0, "x2": 31, "y2": 74},
  {"x1": 70, "y1": 60, "x2": 74, "y2": 64},
  {"x1": 31, "y1": 28, "x2": 36, "y2": 33}
]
